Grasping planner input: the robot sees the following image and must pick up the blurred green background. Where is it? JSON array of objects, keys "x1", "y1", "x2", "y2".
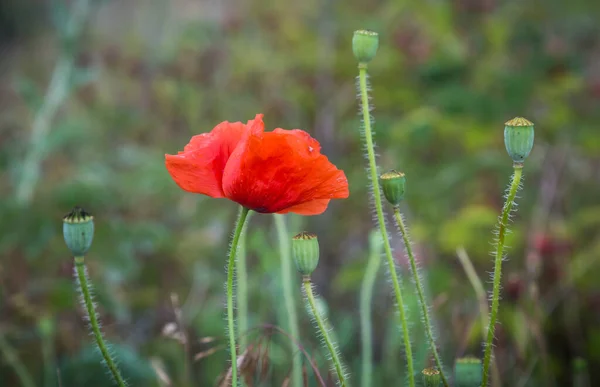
[{"x1": 1, "y1": 0, "x2": 600, "y2": 386}]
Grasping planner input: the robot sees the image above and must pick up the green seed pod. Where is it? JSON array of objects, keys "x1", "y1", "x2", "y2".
[
  {"x1": 63, "y1": 206, "x2": 94, "y2": 256},
  {"x1": 292, "y1": 232, "x2": 320, "y2": 276},
  {"x1": 504, "y1": 117, "x2": 535, "y2": 163},
  {"x1": 454, "y1": 357, "x2": 482, "y2": 387},
  {"x1": 380, "y1": 170, "x2": 406, "y2": 206},
  {"x1": 352, "y1": 30, "x2": 379, "y2": 64},
  {"x1": 422, "y1": 368, "x2": 442, "y2": 387}
]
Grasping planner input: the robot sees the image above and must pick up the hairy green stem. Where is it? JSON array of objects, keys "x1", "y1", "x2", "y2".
[
  {"x1": 482, "y1": 165, "x2": 523, "y2": 386},
  {"x1": 303, "y1": 278, "x2": 347, "y2": 387},
  {"x1": 393, "y1": 208, "x2": 449, "y2": 387},
  {"x1": 227, "y1": 207, "x2": 251, "y2": 387},
  {"x1": 456, "y1": 248, "x2": 501, "y2": 387},
  {"x1": 360, "y1": 239, "x2": 381, "y2": 387},
  {"x1": 274, "y1": 214, "x2": 302, "y2": 387},
  {"x1": 237, "y1": 210, "x2": 253, "y2": 352},
  {"x1": 357, "y1": 63, "x2": 414, "y2": 386},
  {"x1": 74, "y1": 256, "x2": 127, "y2": 387}
]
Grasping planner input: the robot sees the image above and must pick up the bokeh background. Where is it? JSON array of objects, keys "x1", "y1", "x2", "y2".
[{"x1": 1, "y1": 0, "x2": 600, "y2": 386}]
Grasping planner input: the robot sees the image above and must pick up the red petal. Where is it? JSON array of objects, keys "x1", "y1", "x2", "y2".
[
  {"x1": 222, "y1": 127, "x2": 349, "y2": 215},
  {"x1": 276, "y1": 199, "x2": 331, "y2": 215},
  {"x1": 165, "y1": 120, "x2": 250, "y2": 197}
]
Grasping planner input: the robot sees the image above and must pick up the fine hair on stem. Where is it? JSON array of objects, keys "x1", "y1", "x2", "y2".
[
  {"x1": 302, "y1": 276, "x2": 348, "y2": 386},
  {"x1": 392, "y1": 207, "x2": 449, "y2": 386},
  {"x1": 355, "y1": 60, "x2": 415, "y2": 386},
  {"x1": 74, "y1": 256, "x2": 127, "y2": 387},
  {"x1": 481, "y1": 165, "x2": 524, "y2": 385}
]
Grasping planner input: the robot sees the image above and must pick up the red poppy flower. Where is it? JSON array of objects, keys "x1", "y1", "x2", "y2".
[{"x1": 165, "y1": 114, "x2": 349, "y2": 215}]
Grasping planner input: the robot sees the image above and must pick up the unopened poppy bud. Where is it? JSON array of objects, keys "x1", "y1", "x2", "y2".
[
  {"x1": 292, "y1": 232, "x2": 320, "y2": 276},
  {"x1": 380, "y1": 170, "x2": 406, "y2": 206},
  {"x1": 422, "y1": 368, "x2": 442, "y2": 387},
  {"x1": 504, "y1": 117, "x2": 535, "y2": 163},
  {"x1": 63, "y1": 206, "x2": 94, "y2": 256},
  {"x1": 352, "y1": 30, "x2": 379, "y2": 64},
  {"x1": 454, "y1": 357, "x2": 482, "y2": 387}
]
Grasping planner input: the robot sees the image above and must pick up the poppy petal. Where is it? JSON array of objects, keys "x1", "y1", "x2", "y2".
[
  {"x1": 165, "y1": 120, "x2": 248, "y2": 197},
  {"x1": 222, "y1": 127, "x2": 349, "y2": 214},
  {"x1": 276, "y1": 199, "x2": 331, "y2": 215}
]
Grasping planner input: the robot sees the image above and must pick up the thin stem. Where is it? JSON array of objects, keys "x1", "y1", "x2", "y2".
[
  {"x1": 0, "y1": 332, "x2": 36, "y2": 387},
  {"x1": 393, "y1": 208, "x2": 449, "y2": 387},
  {"x1": 357, "y1": 63, "x2": 414, "y2": 386},
  {"x1": 360, "y1": 237, "x2": 381, "y2": 387},
  {"x1": 482, "y1": 165, "x2": 523, "y2": 386},
  {"x1": 456, "y1": 247, "x2": 501, "y2": 387},
  {"x1": 237, "y1": 210, "x2": 253, "y2": 352},
  {"x1": 303, "y1": 278, "x2": 346, "y2": 387},
  {"x1": 226, "y1": 206, "x2": 251, "y2": 387},
  {"x1": 274, "y1": 214, "x2": 302, "y2": 387},
  {"x1": 74, "y1": 256, "x2": 127, "y2": 387}
]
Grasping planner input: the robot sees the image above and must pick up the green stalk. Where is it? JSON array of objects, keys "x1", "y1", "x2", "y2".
[
  {"x1": 393, "y1": 208, "x2": 449, "y2": 387},
  {"x1": 74, "y1": 256, "x2": 127, "y2": 387},
  {"x1": 481, "y1": 165, "x2": 523, "y2": 385},
  {"x1": 237, "y1": 210, "x2": 253, "y2": 352},
  {"x1": 360, "y1": 235, "x2": 382, "y2": 387},
  {"x1": 274, "y1": 214, "x2": 302, "y2": 387},
  {"x1": 226, "y1": 207, "x2": 251, "y2": 386},
  {"x1": 303, "y1": 278, "x2": 347, "y2": 387},
  {"x1": 357, "y1": 63, "x2": 414, "y2": 386}
]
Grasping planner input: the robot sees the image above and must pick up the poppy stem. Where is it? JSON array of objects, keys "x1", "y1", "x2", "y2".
[
  {"x1": 392, "y1": 208, "x2": 449, "y2": 387},
  {"x1": 357, "y1": 63, "x2": 415, "y2": 386},
  {"x1": 482, "y1": 165, "x2": 523, "y2": 386},
  {"x1": 227, "y1": 206, "x2": 251, "y2": 387},
  {"x1": 360, "y1": 233, "x2": 382, "y2": 387},
  {"x1": 302, "y1": 276, "x2": 347, "y2": 387},
  {"x1": 237, "y1": 210, "x2": 253, "y2": 353},
  {"x1": 274, "y1": 214, "x2": 302, "y2": 387},
  {"x1": 74, "y1": 256, "x2": 127, "y2": 387}
]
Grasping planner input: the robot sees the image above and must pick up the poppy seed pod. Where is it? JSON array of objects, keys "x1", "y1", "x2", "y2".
[
  {"x1": 352, "y1": 30, "x2": 379, "y2": 63},
  {"x1": 380, "y1": 170, "x2": 406, "y2": 206},
  {"x1": 292, "y1": 232, "x2": 320, "y2": 276},
  {"x1": 504, "y1": 117, "x2": 535, "y2": 163},
  {"x1": 422, "y1": 368, "x2": 442, "y2": 387},
  {"x1": 63, "y1": 206, "x2": 94, "y2": 256},
  {"x1": 454, "y1": 357, "x2": 483, "y2": 387}
]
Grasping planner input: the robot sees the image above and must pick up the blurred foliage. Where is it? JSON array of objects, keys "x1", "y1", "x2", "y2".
[{"x1": 1, "y1": 0, "x2": 600, "y2": 386}]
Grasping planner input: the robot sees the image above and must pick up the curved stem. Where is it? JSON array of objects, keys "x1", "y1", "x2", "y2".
[
  {"x1": 74, "y1": 256, "x2": 127, "y2": 387},
  {"x1": 360, "y1": 241, "x2": 381, "y2": 387},
  {"x1": 393, "y1": 208, "x2": 449, "y2": 387},
  {"x1": 274, "y1": 214, "x2": 302, "y2": 387},
  {"x1": 227, "y1": 207, "x2": 251, "y2": 387},
  {"x1": 237, "y1": 211, "x2": 253, "y2": 352},
  {"x1": 303, "y1": 278, "x2": 346, "y2": 387},
  {"x1": 482, "y1": 165, "x2": 523, "y2": 386},
  {"x1": 357, "y1": 63, "x2": 414, "y2": 386}
]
